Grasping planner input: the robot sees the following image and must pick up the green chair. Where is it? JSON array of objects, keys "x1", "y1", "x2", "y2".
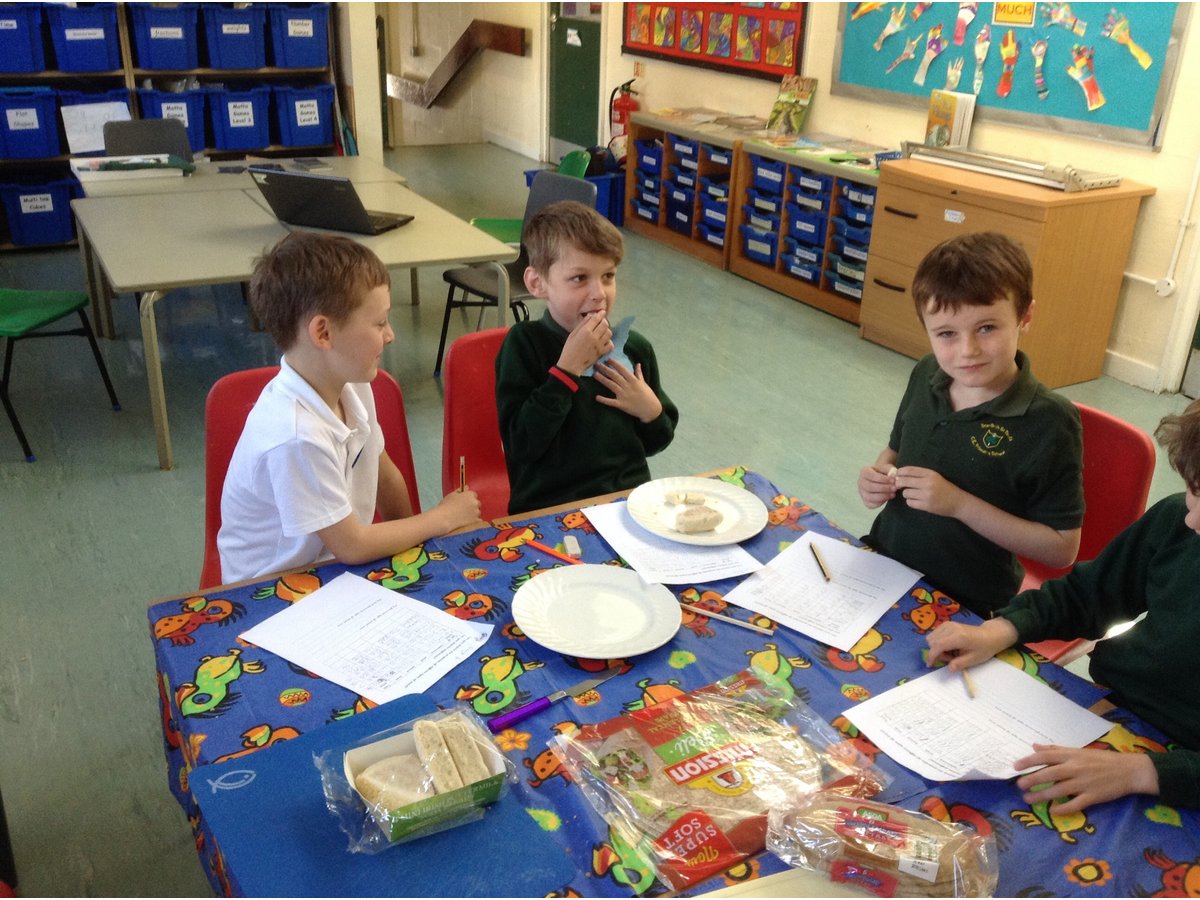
[
  {"x1": 0, "y1": 288, "x2": 120, "y2": 462},
  {"x1": 471, "y1": 150, "x2": 594, "y2": 245}
]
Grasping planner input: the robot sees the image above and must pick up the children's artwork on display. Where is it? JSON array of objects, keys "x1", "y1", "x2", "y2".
[
  {"x1": 623, "y1": 3, "x2": 806, "y2": 80},
  {"x1": 832, "y1": 2, "x2": 1189, "y2": 147}
]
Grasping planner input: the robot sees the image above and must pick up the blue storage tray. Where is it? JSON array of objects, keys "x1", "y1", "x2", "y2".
[
  {"x1": 635, "y1": 139, "x2": 662, "y2": 174},
  {"x1": 273, "y1": 82, "x2": 334, "y2": 147},
  {"x1": 741, "y1": 203, "x2": 779, "y2": 234},
  {"x1": 840, "y1": 181, "x2": 877, "y2": 207},
  {"x1": 634, "y1": 169, "x2": 659, "y2": 193},
  {"x1": 829, "y1": 274, "x2": 865, "y2": 300},
  {"x1": 791, "y1": 167, "x2": 833, "y2": 194},
  {"x1": 832, "y1": 215, "x2": 872, "y2": 245},
  {"x1": 668, "y1": 134, "x2": 697, "y2": 159},
  {"x1": 703, "y1": 144, "x2": 732, "y2": 167},
  {"x1": 630, "y1": 197, "x2": 659, "y2": 223},
  {"x1": 268, "y1": 3, "x2": 329, "y2": 68},
  {"x1": 666, "y1": 198, "x2": 693, "y2": 234},
  {"x1": 0, "y1": 178, "x2": 78, "y2": 246},
  {"x1": 700, "y1": 174, "x2": 730, "y2": 200},
  {"x1": 130, "y1": 2, "x2": 200, "y2": 70},
  {"x1": 208, "y1": 85, "x2": 271, "y2": 150},
  {"x1": 831, "y1": 233, "x2": 871, "y2": 264},
  {"x1": 828, "y1": 251, "x2": 866, "y2": 283},
  {"x1": 785, "y1": 202, "x2": 828, "y2": 245},
  {"x1": 0, "y1": 90, "x2": 59, "y2": 158},
  {"x1": 138, "y1": 88, "x2": 207, "y2": 152},
  {"x1": 668, "y1": 164, "x2": 696, "y2": 189},
  {"x1": 203, "y1": 3, "x2": 268, "y2": 68},
  {"x1": 745, "y1": 187, "x2": 782, "y2": 214},
  {"x1": 45, "y1": 3, "x2": 121, "y2": 72},
  {"x1": 748, "y1": 154, "x2": 786, "y2": 194},
  {"x1": 787, "y1": 184, "x2": 830, "y2": 214},
  {"x1": 839, "y1": 196, "x2": 875, "y2": 225},
  {"x1": 699, "y1": 193, "x2": 727, "y2": 228},
  {"x1": 739, "y1": 223, "x2": 778, "y2": 266},
  {"x1": 0, "y1": 3, "x2": 47, "y2": 73},
  {"x1": 698, "y1": 221, "x2": 725, "y2": 248},
  {"x1": 782, "y1": 254, "x2": 820, "y2": 284},
  {"x1": 782, "y1": 236, "x2": 823, "y2": 268},
  {"x1": 665, "y1": 181, "x2": 694, "y2": 207},
  {"x1": 638, "y1": 185, "x2": 661, "y2": 207}
]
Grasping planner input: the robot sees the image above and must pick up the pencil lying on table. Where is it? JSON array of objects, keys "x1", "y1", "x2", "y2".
[
  {"x1": 679, "y1": 602, "x2": 775, "y2": 636},
  {"x1": 809, "y1": 542, "x2": 832, "y2": 582},
  {"x1": 458, "y1": 455, "x2": 466, "y2": 492},
  {"x1": 525, "y1": 539, "x2": 581, "y2": 567},
  {"x1": 961, "y1": 667, "x2": 978, "y2": 699}
]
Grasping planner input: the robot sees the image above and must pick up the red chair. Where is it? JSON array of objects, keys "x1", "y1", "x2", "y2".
[
  {"x1": 1020, "y1": 403, "x2": 1156, "y2": 663},
  {"x1": 441, "y1": 328, "x2": 510, "y2": 521},
  {"x1": 200, "y1": 367, "x2": 421, "y2": 590}
]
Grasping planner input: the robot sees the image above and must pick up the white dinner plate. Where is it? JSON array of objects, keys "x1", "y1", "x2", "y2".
[
  {"x1": 511, "y1": 565, "x2": 681, "y2": 657},
  {"x1": 625, "y1": 476, "x2": 770, "y2": 546}
]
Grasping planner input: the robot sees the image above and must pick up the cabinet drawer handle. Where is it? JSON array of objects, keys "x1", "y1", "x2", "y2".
[
  {"x1": 872, "y1": 277, "x2": 908, "y2": 293},
  {"x1": 882, "y1": 205, "x2": 919, "y2": 219}
]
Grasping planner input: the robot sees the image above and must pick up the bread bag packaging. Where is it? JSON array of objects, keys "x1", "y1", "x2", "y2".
[
  {"x1": 316, "y1": 707, "x2": 515, "y2": 852},
  {"x1": 767, "y1": 791, "x2": 999, "y2": 897},
  {"x1": 552, "y1": 670, "x2": 889, "y2": 890}
]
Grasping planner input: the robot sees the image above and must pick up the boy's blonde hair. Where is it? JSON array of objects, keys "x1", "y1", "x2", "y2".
[
  {"x1": 249, "y1": 231, "x2": 390, "y2": 350},
  {"x1": 911, "y1": 231, "x2": 1033, "y2": 323},
  {"x1": 1156, "y1": 399, "x2": 1200, "y2": 493},
  {"x1": 524, "y1": 200, "x2": 623, "y2": 274}
]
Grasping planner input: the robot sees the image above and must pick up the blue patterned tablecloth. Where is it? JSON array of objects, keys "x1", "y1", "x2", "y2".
[{"x1": 150, "y1": 467, "x2": 1199, "y2": 897}]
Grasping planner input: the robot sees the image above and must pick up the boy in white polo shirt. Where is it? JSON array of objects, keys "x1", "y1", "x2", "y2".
[{"x1": 218, "y1": 232, "x2": 480, "y2": 583}]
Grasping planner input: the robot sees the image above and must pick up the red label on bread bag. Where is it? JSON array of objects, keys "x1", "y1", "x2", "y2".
[
  {"x1": 652, "y1": 809, "x2": 742, "y2": 888},
  {"x1": 834, "y1": 805, "x2": 910, "y2": 847},
  {"x1": 830, "y1": 859, "x2": 899, "y2": 897}
]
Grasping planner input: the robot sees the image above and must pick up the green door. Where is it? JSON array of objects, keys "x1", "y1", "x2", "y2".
[{"x1": 548, "y1": 3, "x2": 601, "y2": 162}]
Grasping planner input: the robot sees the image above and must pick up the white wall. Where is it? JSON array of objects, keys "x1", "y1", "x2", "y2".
[{"x1": 363, "y1": 2, "x2": 1200, "y2": 392}]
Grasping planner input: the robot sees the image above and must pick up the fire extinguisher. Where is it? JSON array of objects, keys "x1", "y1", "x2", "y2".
[{"x1": 608, "y1": 79, "x2": 639, "y2": 165}]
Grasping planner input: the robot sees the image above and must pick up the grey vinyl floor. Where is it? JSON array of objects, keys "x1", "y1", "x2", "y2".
[{"x1": 0, "y1": 143, "x2": 1191, "y2": 898}]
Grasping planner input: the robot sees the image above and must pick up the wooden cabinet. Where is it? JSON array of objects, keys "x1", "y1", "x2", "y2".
[{"x1": 859, "y1": 158, "x2": 1155, "y2": 388}]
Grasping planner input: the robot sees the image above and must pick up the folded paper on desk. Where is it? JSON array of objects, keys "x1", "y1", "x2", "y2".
[{"x1": 70, "y1": 154, "x2": 194, "y2": 181}]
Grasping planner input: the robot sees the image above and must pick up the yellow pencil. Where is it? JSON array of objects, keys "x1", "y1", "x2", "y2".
[
  {"x1": 809, "y1": 542, "x2": 832, "y2": 582},
  {"x1": 961, "y1": 668, "x2": 978, "y2": 699},
  {"x1": 458, "y1": 455, "x2": 466, "y2": 492}
]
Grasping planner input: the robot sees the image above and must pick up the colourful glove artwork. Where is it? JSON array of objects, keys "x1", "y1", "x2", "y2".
[
  {"x1": 913, "y1": 24, "x2": 946, "y2": 86},
  {"x1": 954, "y1": 2, "x2": 978, "y2": 46},
  {"x1": 996, "y1": 28, "x2": 1020, "y2": 98},
  {"x1": 1103, "y1": 8, "x2": 1153, "y2": 70},
  {"x1": 943, "y1": 55, "x2": 964, "y2": 91},
  {"x1": 972, "y1": 24, "x2": 991, "y2": 95},
  {"x1": 1043, "y1": 2, "x2": 1087, "y2": 37},
  {"x1": 1067, "y1": 43, "x2": 1106, "y2": 110},
  {"x1": 1031, "y1": 38, "x2": 1050, "y2": 100},
  {"x1": 873, "y1": 3, "x2": 907, "y2": 52},
  {"x1": 886, "y1": 30, "x2": 923, "y2": 75}
]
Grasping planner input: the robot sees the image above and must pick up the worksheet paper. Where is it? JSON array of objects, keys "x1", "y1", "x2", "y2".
[
  {"x1": 845, "y1": 659, "x2": 1113, "y2": 782},
  {"x1": 239, "y1": 572, "x2": 491, "y2": 705},
  {"x1": 722, "y1": 532, "x2": 921, "y2": 650},
  {"x1": 583, "y1": 501, "x2": 762, "y2": 584}
]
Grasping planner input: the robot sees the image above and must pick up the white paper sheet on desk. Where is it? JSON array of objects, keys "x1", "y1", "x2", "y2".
[
  {"x1": 722, "y1": 532, "x2": 921, "y2": 651},
  {"x1": 239, "y1": 572, "x2": 491, "y2": 705},
  {"x1": 844, "y1": 659, "x2": 1113, "y2": 782},
  {"x1": 583, "y1": 501, "x2": 762, "y2": 584}
]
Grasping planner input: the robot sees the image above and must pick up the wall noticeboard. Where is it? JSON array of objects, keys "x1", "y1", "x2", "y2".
[
  {"x1": 623, "y1": 3, "x2": 807, "y2": 81},
  {"x1": 832, "y1": 2, "x2": 1189, "y2": 148}
]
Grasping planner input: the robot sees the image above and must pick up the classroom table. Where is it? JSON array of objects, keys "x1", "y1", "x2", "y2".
[
  {"x1": 148, "y1": 468, "x2": 1200, "y2": 897},
  {"x1": 72, "y1": 181, "x2": 516, "y2": 470}
]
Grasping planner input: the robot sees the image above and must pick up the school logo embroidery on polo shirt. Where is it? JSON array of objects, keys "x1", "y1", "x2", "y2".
[{"x1": 971, "y1": 422, "x2": 1013, "y2": 457}]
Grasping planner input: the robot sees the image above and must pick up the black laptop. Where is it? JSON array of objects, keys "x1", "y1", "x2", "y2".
[{"x1": 248, "y1": 167, "x2": 414, "y2": 235}]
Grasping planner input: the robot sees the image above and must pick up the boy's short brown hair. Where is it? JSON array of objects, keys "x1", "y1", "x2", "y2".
[
  {"x1": 524, "y1": 200, "x2": 623, "y2": 274},
  {"x1": 249, "y1": 231, "x2": 390, "y2": 350},
  {"x1": 911, "y1": 231, "x2": 1033, "y2": 323},
  {"x1": 1156, "y1": 399, "x2": 1200, "y2": 493}
]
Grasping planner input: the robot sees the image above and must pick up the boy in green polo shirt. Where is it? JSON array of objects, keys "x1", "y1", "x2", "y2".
[
  {"x1": 926, "y1": 399, "x2": 1200, "y2": 812},
  {"x1": 858, "y1": 231, "x2": 1084, "y2": 616},
  {"x1": 496, "y1": 201, "x2": 678, "y2": 515}
]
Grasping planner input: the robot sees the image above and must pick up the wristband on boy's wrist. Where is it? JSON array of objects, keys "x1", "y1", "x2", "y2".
[{"x1": 548, "y1": 366, "x2": 579, "y2": 391}]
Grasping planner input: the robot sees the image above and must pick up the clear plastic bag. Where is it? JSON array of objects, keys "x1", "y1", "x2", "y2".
[
  {"x1": 551, "y1": 669, "x2": 891, "y2": 890},
  {"x1": 313, "y1": 706, "x2": 516, "y2": 853},
  {"x1": 767, "y1": 791, "x2": 999, "y2": 897}
]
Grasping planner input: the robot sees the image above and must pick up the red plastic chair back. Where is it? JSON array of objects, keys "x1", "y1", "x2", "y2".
[
  {"x1": 200, "y1": 367, "x2": 420, "y2": 590},
  {"x1": 1020, "y1": 403, "x2": 1156, "y2": 662},
  {"x1": 441, "y1": 328, "x2": 510, "y2": 521}
]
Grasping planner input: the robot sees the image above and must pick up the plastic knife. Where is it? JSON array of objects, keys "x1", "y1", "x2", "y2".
[{"x1": 487, "y1": 667, "x2": 622, "y2": 734}]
